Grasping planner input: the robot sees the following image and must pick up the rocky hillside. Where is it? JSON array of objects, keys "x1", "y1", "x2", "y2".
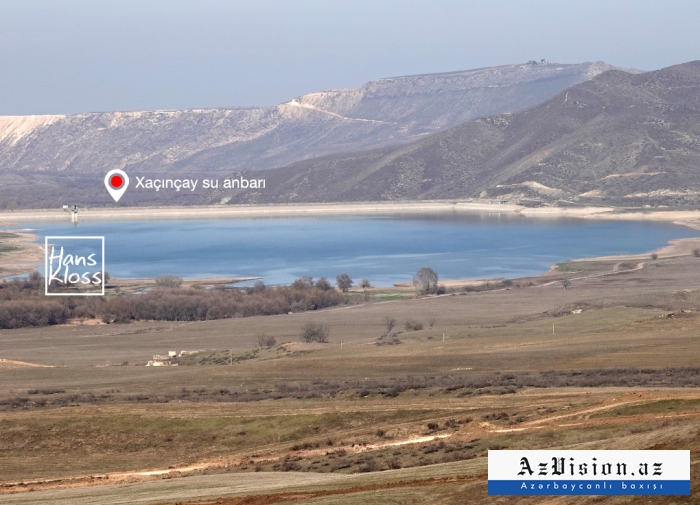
[
  {"x1": 214, "y1": 61, "x2": 700, "y2": 208},
  {"x1": 1, "y1": 62, "x2": 613, "y2": 178}
]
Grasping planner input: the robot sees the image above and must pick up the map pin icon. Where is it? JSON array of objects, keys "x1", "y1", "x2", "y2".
[{"x1": 104, "y1": 169, "x2": 129, "y2": 202}]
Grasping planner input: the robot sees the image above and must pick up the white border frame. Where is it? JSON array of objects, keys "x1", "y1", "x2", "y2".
[{"x1": 45, "y1": 236, "x2": 105, "y2": 296}]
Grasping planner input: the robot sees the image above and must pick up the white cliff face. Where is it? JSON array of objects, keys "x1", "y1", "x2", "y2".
[
  {"x1": 0, "y1": 115, "x2": 65, "y2": 145},
  {"x1": 0, "y1": 62, "x2": 622, "y2": 176}
]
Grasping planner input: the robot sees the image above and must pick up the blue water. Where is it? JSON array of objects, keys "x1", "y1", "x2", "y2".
[{"x1": 15, "y1": 213, "x2": 700, "y2": 286}]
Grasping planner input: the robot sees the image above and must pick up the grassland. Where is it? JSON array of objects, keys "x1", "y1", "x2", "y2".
[{"x1": 2, "y1": 254, "x2": 700, "y2": 503}]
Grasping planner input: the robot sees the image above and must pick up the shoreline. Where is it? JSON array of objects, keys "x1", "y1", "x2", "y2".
[
  {"x1": 1, "y1": 200, "x2": 700, "y2": 224},
  {"x1": 3, "y1": 200, "x2": 700, "y2": 284},
  {"x1": 0, "y1": 200, "x2": 625, "y2": 222}
]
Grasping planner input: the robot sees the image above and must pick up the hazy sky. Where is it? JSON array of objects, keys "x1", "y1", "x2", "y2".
[{"x1": 1, "y1": 0, "x2": 699, "y2": 115}]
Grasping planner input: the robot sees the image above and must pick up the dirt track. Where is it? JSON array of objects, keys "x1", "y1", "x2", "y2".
[{"x1": 154, "y1": 475, "x2": 486, "y2": 505}]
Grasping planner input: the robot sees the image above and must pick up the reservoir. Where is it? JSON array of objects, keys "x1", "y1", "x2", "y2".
[{"x1": 19, "y1": 213, "x2": 700, "y2": 287}]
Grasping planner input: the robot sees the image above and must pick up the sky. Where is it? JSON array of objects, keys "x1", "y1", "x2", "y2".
[{"x1": 1, "y1": 0, "x2": 699, "y2": 116}]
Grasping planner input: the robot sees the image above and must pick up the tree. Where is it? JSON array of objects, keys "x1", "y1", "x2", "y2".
[
  {"x1": 383, "y1": 316, "x2": 396, "y2": 335},
  {"x1": 292, "y1": 276, "x2": 314, "y2": 290},
  {"x1": 154, "y1": 274, "x2": 183, "y2": 288},
  {"x1": 301, "y1": 322, "x2": 330, "y2": 343},
  {"x1": 693, "y1": 248, "x2": 700, "y2": 258},
  {"x1": 650, "y1": 253, "x2": 659, "y2": 260},
  {"x1": 413, "y1": 267, "x2": 438, "y2": 294},
  {"x1": 359, "y1": 278, "x2": 372, "y2": 289},
  {"x1": 336, "y1": 274, "x2": 353, "y2": 292},
  {"x1": 562, "y1": 279, "x2": 571, "y2": 290},
  {"x1": 315, "y1": 277, "x2": 333, "y2": 291},
  {"x1": 253, "y1": 280, "x2": 266, "y2": 293}
]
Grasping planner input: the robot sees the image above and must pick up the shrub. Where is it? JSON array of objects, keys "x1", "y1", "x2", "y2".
[
  {"x1": 694, "y1": 248, "x2": 700, "y2": 258},
  {"x1": 387, "y1": 459, "x2": 402, "y2": 469},
  {"x1": 282, "y1": 461, "x2": 301, "y2": 471},
  {"x1": 427, "y1": 422, "x2": 439, "y2": 431},
  {"x1": 650, "y1": 253, "x2": 659, "y2": 260},
  {"x1": 255, "y1": 332, "x2": 277, "y2": 348},
  {"x1": 301, "y1": 321, "x2": 330, "y2": 343},
  {"x1": 482, "y1": 412, "x2": 509, "y2": 421},
  {"x1": 1, "y1": 276, "x2": 350, "y2": 329},
  {"x1": 404, "y1": 319, "x2": 424, "y2": 331},
  {"x1": 291, "y1": 276, "x2": 314, "y2": 290},
  {"x1": 357, "y1": 458, "x2": 378, "y2": 473},
  {"x1": 154, "y1": 275, "x2": 183, "y2": 288},
  {"x1": 315, "y1": 277, "x2": 333, "y2": 291}
]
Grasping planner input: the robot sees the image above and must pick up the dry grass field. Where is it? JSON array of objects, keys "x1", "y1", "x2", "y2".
[{"x1": 2, "y1": 254, "x2": 700, "y2": 503}]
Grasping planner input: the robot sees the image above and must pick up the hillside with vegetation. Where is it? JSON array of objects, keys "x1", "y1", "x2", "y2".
[
  {"x1": 215, "y1": 61, "x2": 700, "y2": 208},
  {"x1": 0, "y1": 62, "x2": 621, "y2": 208}
]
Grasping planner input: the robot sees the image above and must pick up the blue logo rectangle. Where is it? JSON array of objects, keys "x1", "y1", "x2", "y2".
[
  {"x1": 489, "y1": 480, "x2": 690, "y2": 495},
  {"x1": 488, "y1": 450, "x2": 690, "y2": 496}
]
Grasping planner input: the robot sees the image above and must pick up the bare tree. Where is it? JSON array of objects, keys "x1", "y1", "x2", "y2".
[
  {"x1": 315, "y1": 277, "x2": 333, "y2": 291},
  {"x1": 336, "y1": 274, "x2": 353, "y2": 293},
  {"x1": 383, "y1": 316, "x2": 396, "y2": 335},
  {"x1": 154, "y1": 274, "x2": 183, "y2": 288},
  {"x1": 255, "y1": 332, "x2": 277, "y2": 348},
  {"x1": 301, "y1": 322, "x2": 330, "y2": 343},
  {"x1": 562, "y1": 279, "x2": 571, "y2": 290},
  {"x1": 428, "y1": 317, "x2": 437, "y2": 328},
  {"x1": 292, "y1": 276, "x2": 314, "y2": 289},
  {"x1": 413, "y1": 267, "x2": 438, "y2": 294},
  {"x1": 359, "y1": 278, "x2": 372, "y2": 289}
]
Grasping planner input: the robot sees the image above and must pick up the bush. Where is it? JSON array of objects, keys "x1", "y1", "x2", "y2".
[
  {"x1": 694, "y1": 248, "x2": 700, "y2": 258},
  {"x1": 301, "y1": 321, "x2": 330, "y2": 343},
  {"x1": 405, "y1": 319, "x2": 424, "y2": 331},
  {"x1": 315, "y1": 277, "x2": 333, "y2": 291},
  {"x1": 650, "y1": 253, "x2": 659, "y2": 260},
  {"x1": 292, "y1": 276, "x2": 314, "y2": 290},
  {"x1": 0, "y1": 275, "x2": 350, "y2": 329},
  {"x1": 357, "y1": 458, "x2": 378, "y2": 473},
  {"x1": 255, "y1": 332, "x2": 277, "y2": 348},
  {"x1": 154, "y1": 275, "x2": 183, "y2": 288}
]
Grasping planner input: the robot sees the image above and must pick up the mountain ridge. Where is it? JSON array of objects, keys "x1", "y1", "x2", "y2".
[
  {"x1": 211, "y1": 61, "x2": 700, "y2": 208},
  {"x1": 0, "y1": 61, "x2": 620, "y2": 177}
]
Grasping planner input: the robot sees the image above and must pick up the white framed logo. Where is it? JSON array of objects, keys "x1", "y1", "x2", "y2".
[{"x1": 44, "y1": 236, "x2": 105, "y2": 296}]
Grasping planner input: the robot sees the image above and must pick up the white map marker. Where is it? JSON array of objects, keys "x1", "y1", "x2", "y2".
[{"x1": 104, "y1": 169, "x2": 129, "y2": 202}]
